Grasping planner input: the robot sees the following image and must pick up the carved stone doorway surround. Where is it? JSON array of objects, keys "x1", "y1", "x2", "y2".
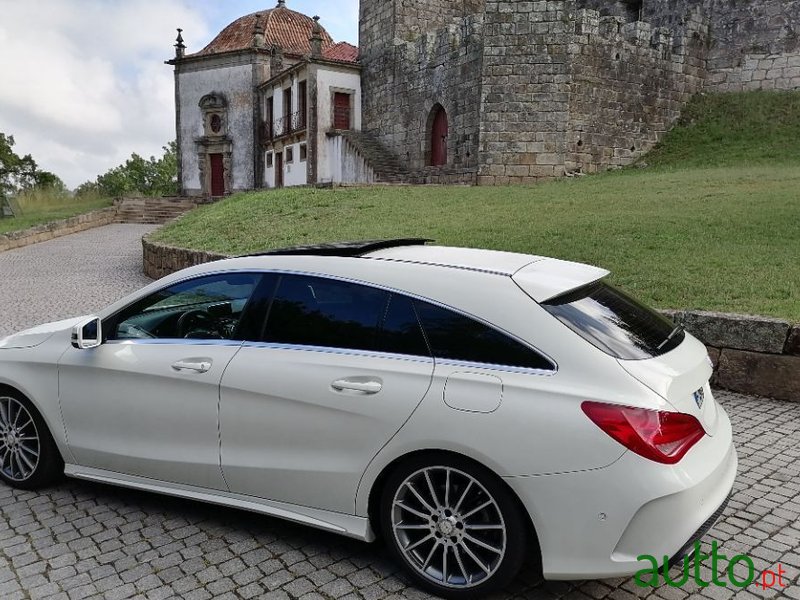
[
  {"x1": 197, "y1": 92, "x2": 233, "y2": 197},
  {"x1": 197, "y1": 140, "x2": 232, "y2": 198}
]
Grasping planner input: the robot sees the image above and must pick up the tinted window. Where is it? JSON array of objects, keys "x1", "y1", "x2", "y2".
[
  {"x1": 380, "y1": 294, "x2": 430, "y2": 357},
  {"x1": 265, "y1": 275, "x2": 389, "y2": 351},
  {"x1": 110, "y1": 274, "x2": 260, "y2": 341},
  {"x1": 415, "y1": 301, "x2": 553, "y2": 370},
  {"x1": 542, "y1": 282, "x2": 684, "y2": 360}
]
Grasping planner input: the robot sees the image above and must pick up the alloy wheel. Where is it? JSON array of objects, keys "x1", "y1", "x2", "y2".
[
  {"x1": 0, "y1": 396, "x2": 41, "y2": 482},
  {"x1": 391, "y1": 466, "x2": 507, "y2": 589}
]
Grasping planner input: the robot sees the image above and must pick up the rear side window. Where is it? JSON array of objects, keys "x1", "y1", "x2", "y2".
[
  {"x1": 381, "y1": 295, "x2": 430, "y2": 357},
  {"x1": 265, "y1": 275, "x2": 388, "y2": 351},
  {"x1": 415, "y1": 301, "x2": 553, "y2": 371},
  {"x1": 542, "y1": 282, "x2": 684, "y2": 360}
]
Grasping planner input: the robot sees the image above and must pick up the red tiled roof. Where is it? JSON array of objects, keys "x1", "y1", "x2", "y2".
[
  {"x1": 323, "y1": 42, "x2": 359, "y2": 64},
  {"x1": 192, "y1": 5, "x2": 334, "y2": 57}
]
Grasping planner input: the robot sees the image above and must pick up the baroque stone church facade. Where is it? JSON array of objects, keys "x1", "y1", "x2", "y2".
[{"x1": 170, "y1": 0, "x2": 800, "y2": 195}]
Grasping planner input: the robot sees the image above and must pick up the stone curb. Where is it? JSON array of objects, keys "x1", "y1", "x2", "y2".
[
  {"x1": 142, "y1": 236, "x2": 800, "y2": 403},
  {"x1": 0, "y1": 207, "x2": 118, "y2": 253}
]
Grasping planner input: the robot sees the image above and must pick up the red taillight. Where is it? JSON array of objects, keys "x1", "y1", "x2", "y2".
[{"x1": 581, "y1": 401, "x2": 705, "y2": 465}]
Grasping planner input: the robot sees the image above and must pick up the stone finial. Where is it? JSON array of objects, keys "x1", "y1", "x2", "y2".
[
  {"x1": 277, "y1": 0, "x2": 286, "y2": 7},
  {"x1": 252, "y1": 13, "x2": 266, "y2": 48},
  {"x1": 174, "y1": 28, "x2": 186, "y2": 59},
  {"x1": 310, "y1": 16, "x2": 323, "y2": 58}
]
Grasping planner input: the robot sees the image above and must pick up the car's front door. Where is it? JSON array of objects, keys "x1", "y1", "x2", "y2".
[
  {"x1": 219, "y1": 275, "x2": 435, "y2": 513},
  {"x1": 58, "y1": 273, "x2": 263, "y2": 490}
]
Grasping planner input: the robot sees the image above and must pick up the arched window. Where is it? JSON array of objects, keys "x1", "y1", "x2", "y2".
[{"x1": 429, "y1": 104, "x2": 448, "y2": 167}]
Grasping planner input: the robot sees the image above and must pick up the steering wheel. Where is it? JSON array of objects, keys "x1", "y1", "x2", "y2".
[{"x1": 176, "y1": 309, "x2": 222, "y2": 339}]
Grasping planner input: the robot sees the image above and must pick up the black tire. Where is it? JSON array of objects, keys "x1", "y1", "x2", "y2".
[
  {"x1": 379, "y1": 453, "x2": 528, "y2": 599},
  {"x1": 0, "y1": 390, "x2": 64, "y2": 490}
]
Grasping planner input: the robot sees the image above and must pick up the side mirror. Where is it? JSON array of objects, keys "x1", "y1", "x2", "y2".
[{"x1": 71, "y1": 317, "x2": 103, "y2": 350}]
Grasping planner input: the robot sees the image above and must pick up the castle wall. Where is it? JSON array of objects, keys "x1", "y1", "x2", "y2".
[
  {"x1": 643, "y1": 0, "x2": 800, "y2": 92},
  {"x1": 361, "y1": 15, "x2": 485, "y2": 184},
  {"x1": 477, "y1": 1, "x2": 573, "y2": 184},
  {"x1": 567, "y1": 10, "x2": 708, "y2": 172},
  {"x1": 360, "y1": 0, "x2": 797, "y2": 187},
  {"x1": 478, "y1": 1, "x2": 709, "y2": 183},
  {"x1": 360, "y1": 0, "x2": 486, "y2": 51},
  {"x1": 391, "y1": 0, "x2": 486, "y2": 40}
]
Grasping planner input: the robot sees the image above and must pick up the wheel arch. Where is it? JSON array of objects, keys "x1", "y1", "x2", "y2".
[
  {"x1": 0, "y1": 381, "x2": 69, "y2": 463},
  {"x1": 365, "y1": 448, "x2": 542, "y2": 569}
]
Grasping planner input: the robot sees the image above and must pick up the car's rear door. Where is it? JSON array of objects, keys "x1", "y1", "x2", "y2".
[{"x1": 219, "y1": 274, "x2": 434, "y2": 513}]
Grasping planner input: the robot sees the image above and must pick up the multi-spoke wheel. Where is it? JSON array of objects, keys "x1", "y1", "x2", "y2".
[
  {"x1": 0, "y1": 396, "x2": 40, "y2": 481},
  {"x1": 381, "y1": 455, "x2": 527, "y2": 599},
  {"x1": 0, "y1": 391, "x2": 63, "y2": 490}
]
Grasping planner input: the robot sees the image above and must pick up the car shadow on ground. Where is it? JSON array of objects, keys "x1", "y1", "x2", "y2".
[{"x1": 2, "y1": 476, "x2": 561, "y2": 599}]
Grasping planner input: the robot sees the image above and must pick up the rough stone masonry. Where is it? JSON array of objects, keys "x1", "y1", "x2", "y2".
[{"x1": 359, "y1": 0, "x2": 800, "y2": 185}]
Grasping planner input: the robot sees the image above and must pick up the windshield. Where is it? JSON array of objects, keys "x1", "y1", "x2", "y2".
[{"x1": 542, "y1": 282, "x2": 685, "y2": 360}]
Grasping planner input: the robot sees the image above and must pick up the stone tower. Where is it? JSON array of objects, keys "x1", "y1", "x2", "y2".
[{"x1": 359, "y1": 0, "x2": 487, "y2": 183}]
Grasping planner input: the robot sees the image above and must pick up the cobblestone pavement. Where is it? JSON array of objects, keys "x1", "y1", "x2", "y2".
[
  {"x1": 2, "y1": 230, "x2": 800, "y2": 600},
  {"x1": 0, "y1": 224, "x2": 157, "y2": 337}
]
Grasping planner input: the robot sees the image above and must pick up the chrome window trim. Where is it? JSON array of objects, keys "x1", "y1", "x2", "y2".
[
  {"x1": 239, "y1": 343, "x2": 554, "y2": 377},
  {"x1": 433, "y1": 358, "x2": 557, "y2": 377},
  {"x1": 103, "y1": 266, "x2": 558, "y2": 374},
  {"x1": 105, "y1": 339, "x2": 244, "y2": 347},
  {"x1": 241, "y1": 342, "x2": 435, "y2": 365}
]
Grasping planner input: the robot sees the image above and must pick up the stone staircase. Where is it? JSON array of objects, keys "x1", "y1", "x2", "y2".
[
  {"x1": 338, "y1": 131, "x2": 410, "y2": 183},
  {"x1": 115, "y1": 196, "x2": 201, "y2": 225}
]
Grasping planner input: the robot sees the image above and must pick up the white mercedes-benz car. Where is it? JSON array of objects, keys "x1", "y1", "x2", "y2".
[{"x1": 0, "y1": 240, "x2": 736, "y2": 598}]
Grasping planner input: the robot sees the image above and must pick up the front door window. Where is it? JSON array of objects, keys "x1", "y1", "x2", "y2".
[{"x1": 108, "y1": 273, "x2": 262, "y2": 341}]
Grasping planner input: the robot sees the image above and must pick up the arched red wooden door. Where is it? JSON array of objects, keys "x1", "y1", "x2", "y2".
[{"x1": 430, "y1": 106, "x2": 448, "y2": 167}]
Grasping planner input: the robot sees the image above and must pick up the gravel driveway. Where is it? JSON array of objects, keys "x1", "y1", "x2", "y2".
[
  {"x1": 0, "y1": 224, "x2": 157, "y2": 337},
  {"x1": 1, "y1": 225, "x2": 799, "y2": 600}
]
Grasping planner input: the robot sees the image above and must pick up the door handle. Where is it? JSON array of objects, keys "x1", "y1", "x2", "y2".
[
  {"x1": 171, "y1": 360, "x2": 212, "y2": 373},
  {"x1": 331, "y1": 378, "x2": 382, "y2": 394}
]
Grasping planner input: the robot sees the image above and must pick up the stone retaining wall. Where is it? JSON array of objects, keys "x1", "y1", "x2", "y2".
[
  {"x1": 143, "y1": 236, "x2": 229, "y2": 281},
  {"x1": 143, "y1": 236, "x2": 800, "y2": 402},
  {"x1": 662, "y1": 310, "x2": 800, "y2": 404},
  {"x1": 0, "y1": 207, "x2": 118, "y2": 253}
]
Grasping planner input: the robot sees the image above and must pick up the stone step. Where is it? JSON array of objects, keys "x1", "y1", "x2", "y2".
[
  {"x1": 115, "y1": 196, "x2": 203, "y2": 225},
  {"x1": 338, "y1": 131, "x2": 410, "y2": 183}
]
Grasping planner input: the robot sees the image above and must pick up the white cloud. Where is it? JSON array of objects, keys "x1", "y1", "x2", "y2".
[{"x1": 0, "y1": 0, "x2": 209, "y2": 188}]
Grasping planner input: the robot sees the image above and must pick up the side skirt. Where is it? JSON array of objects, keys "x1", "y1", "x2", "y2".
[{"x1": 64, "y1": 464, "x2": 376, "y2": 542}]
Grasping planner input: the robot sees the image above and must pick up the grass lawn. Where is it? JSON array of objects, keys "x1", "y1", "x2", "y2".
[
  {"x1": 153, "y1": 91, "x2": 800, "y2": 320},
  {"x1": 153, "y1": 164, "x2": 800, "y2": 320},
  {"x1": 0, "y1": 195, "x2": 112, "y2": 236},
  {"x1": 644, "y1": 91, "x2": 800, "y2": 169}
]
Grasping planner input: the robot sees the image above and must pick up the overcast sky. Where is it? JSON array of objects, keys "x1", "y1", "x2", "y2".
[{"x1": 0, "y1": 0, "x2": 359, "y2": 189}]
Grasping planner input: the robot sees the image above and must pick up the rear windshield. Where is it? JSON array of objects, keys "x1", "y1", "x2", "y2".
[{"x1": 542, "y1": 282, "x2": 684, "y2": 360}]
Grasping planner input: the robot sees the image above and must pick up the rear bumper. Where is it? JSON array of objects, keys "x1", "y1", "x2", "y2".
[
  {"x1": 668, "y1": 492, "x2": 731, "y2": 568},
  {"x1": 505, "y1": 403, "x2": 737, "y2": 580}
]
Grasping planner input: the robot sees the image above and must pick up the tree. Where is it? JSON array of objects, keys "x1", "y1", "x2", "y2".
[
  {"x1": 80, "y1": 141, "x2": 178, "y2": 198},
  {"x1": 0, "y1": 133, "x2": 52, "y2": 200}
]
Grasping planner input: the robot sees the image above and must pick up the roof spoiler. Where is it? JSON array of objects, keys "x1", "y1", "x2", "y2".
[{"x1": 242, "y1": 238, "x2": 433, "y2": 258}]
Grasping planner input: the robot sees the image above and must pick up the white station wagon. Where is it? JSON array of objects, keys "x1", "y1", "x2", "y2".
[{"x1": 0, "y1": 240, "x2": 736, "y2": 598}]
